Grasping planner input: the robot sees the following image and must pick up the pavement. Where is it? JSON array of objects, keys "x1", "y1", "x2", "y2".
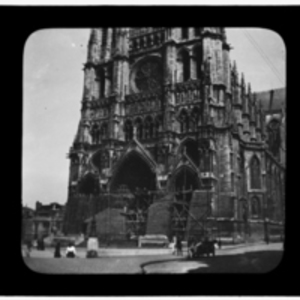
[
  {"x1": 141, "y1": 242, "x2": 283, "y2": 273},
  {"x1": 22, "y1": 246, "x2": 173, "y2": 258},
  {"x1": 22, "y1": 242, "x2": 284, "y2": 274}
]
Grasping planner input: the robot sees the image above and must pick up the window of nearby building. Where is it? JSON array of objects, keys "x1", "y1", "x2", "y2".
[{"x1": 250, "y1": 156, "x2": 261, "y2": 189}]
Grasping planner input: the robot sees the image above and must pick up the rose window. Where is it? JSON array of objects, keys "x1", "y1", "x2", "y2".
[{"x1": 135, "y1": 60, "x2": 162, "y2": 92}]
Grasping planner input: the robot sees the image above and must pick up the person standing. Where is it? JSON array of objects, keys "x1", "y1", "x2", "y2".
[
  {"x1": 65, "y1": 242, "x2": 76, "y2": 258},
  {"x1": 176, "y1": 236, "x2": 183, "y2": 256},
  {"x1": 25, "y1": 239, "x2": 32, "y2": 258},
  {"x1": 54, "y1": 241, "x2": 61, "y2": 258},
  {"x1": 264, "y1": 218, "x2": 270, "y2": 244},
  {"x1": 171, "y1": 236, "x2": 177, "y2": 255}
]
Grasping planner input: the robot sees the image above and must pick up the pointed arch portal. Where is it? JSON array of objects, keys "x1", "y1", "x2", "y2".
[
  {"x1": 110, "y1": 151, "x2": 156, "y2": 193},
  {"x1": 108, "y1": 151, "x2": 157, "y2": 239}
]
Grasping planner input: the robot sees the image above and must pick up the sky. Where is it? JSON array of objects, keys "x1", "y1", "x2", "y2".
[{"x1": 23, "y1": 28, "x2": 286, "y2": 209}]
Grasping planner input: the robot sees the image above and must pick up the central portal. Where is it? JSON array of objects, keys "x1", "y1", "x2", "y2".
[
  {"x1": 110, "y1": 151, "x2": 157, "y2": 239},
  {"x1": 110, "y1": 151, "x2": 156, "y2": 193}
]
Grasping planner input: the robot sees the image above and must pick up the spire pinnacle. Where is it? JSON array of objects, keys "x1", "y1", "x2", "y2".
[
  {"x1": 233, "y1": 60, "x2": 237, "y2": 73},
  {"x1": 89, "y1": 28, "x2": 101, "y2": 44},
  {"x1": 248, "y1": 82, "x2": 252, "y2": 95},
  {"x1": 241, "y1": 73, "x2": 245, "y2": 87},
  {"x1": 253, "y1": 92, "x2": 257, "y2": 105}
]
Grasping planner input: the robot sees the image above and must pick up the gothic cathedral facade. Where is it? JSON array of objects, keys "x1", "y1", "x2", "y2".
[{"x1": 63, "y1": 28, "x2": 285, "y2": 243}]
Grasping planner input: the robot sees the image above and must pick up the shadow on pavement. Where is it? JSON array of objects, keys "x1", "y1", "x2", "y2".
[{"x1": 187, "y1": 250, "x2": 283, "y2": 273}]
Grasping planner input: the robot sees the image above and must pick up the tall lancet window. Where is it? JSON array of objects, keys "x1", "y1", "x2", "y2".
[
  {"x1": 124, "y1": 120, "x2": 133, "y2": 141},
  {"x1": 182, "y1": 51, "x2": 190, "y2": 81},
  {"x1": 101, "y1": 28, "x2": 108, "y2": 59},
  {"x1": 250, "y1": 156, "x2": 261, "y2": 189},
  {"x1": 111, "y1": 28, "x2": 117, "y2": 49},
  {"x1": 99, "y1": 68, "x2": 105, "y2": 98},
  {"x1": 193, "y1": 45, "x2": 203, "y2": 79},
  {"x1": 182, "y1": 28, "x2": 189, "y2": 39}
]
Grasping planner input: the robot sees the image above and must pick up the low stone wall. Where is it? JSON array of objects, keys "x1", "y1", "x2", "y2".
[{"x1": 196, "y1": 219, "x2": 284, "y2": 245}]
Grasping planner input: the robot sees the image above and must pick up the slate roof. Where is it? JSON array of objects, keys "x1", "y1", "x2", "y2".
[{"x1": 255, "y1": 87, "x2": 286, "y2": 113}]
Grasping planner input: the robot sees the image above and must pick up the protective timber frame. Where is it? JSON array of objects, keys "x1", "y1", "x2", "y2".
[
  {"x1": 170, "y1": 189, "x2": 213, "y2": 240},
  {"x1": 169, "y1": 141, "x2": 216, "y2": 241},
  {"x1": 119, "y1": 186, "x2": 155, "y2": 239},
  {"x1": 84, "y1": 143, "x2": 215, "y2": 244}
]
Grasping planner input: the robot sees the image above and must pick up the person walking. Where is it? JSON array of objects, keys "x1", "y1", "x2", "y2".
[
  {"x1": 170, "y1": 236, "x2": 176, "y2": 255},
  {"x1": 54, "y1": 241, "x2": 61, "y2": 258},
  {"x1": 187, "y1": 237, "x2": 195, "y2": 259}
]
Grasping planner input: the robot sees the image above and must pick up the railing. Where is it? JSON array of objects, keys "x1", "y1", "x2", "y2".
[
  {"x1": 125, "y1": 90, "x2": 162, "y2": 103},
  {"x1": 129, "y1": 28, "x2": 165, "y2": 38},
  {"x1": 125, "y1": 91, "x2": 162, "y2": 116},
  {"x1": 175, "y1": 79, "x2": 202, "y2": 104},
  {"x1": 130, "y1": 28, "x2": 166, "y2": 52}
]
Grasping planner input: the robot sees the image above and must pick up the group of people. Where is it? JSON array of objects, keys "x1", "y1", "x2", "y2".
[
  {"x1": 23, "y1": 239, "x2": 77, "y2": 258},
  {"x1": 171, "y1": 236, "x2": 183, "y2": 256},
  {"x1": 170, "y1": 235, "x2": 221, "y2": 258},
  {"x1": 54, "y1": 242, "x2": 77, "y2": 258}
]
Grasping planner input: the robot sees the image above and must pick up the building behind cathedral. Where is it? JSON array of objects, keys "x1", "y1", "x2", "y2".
[{"x1": 63, "y1": 28, "x2": 285, "y2": 244}]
